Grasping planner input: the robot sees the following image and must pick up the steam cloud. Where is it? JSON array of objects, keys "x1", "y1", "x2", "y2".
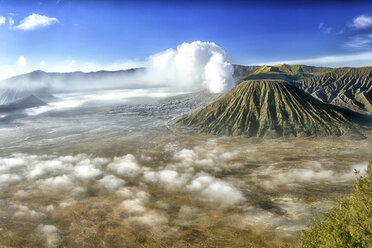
[{"x1": 145, "y1": 41, "x2": 234, "y2": 93}]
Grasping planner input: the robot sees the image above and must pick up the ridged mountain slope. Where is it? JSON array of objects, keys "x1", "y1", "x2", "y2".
[
  {"x1": 293, "y1": 67, "x2": 372, "y2": 113},
  {"x1": 176, "y1": 80, "x2": 367, "y2": 138}
]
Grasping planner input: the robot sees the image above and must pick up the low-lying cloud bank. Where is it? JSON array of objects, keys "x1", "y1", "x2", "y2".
[
  {"x1": 0, "y1": 41, "x2": 234, "y2": 96},
  {"x1": 0, "y1": 151, "x2": 245, "y2": 207},
  {"x1": 0, "y1": 149, "x2": 244, "y2": 246},
  {"x1": 255, "y1": 161, "x2": 368, "y2": 189},
  {"x1": 0, "y1": 142, "x2": 368, "y2": 247}
]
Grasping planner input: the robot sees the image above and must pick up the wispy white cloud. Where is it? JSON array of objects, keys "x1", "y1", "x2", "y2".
[
  {"x1": 318, "y1": 22, "x2": 333, "y2": 34},
  {"x1": 8, "y1": 17, "x2": 14, "y2": 27},
  {"x1": 340, "y1": 14, "x2": 372, "y2": 50},
  {"x1": 66, "y1": 60, "x2": 76, "y2": 68},
  {"x1": 345, "y1": 34, "x2": 372, "y2": 48},
  {"x1": 16, "y1": 56, "x2": 27, "y2": 67},
  {"x1": 15, "y1": 13, "x2": 58, "y2": 30},
  {"x1": 324, "y1": 27, "x2": 332, "y2": 34},
  {"x1": 351, "y1": 14, "x2": 372, "y2": 30},
  {"x1": 0, "y1": 16, "x2": 5, "y2": 25},
  {"x1": 259, "y1": 51, "x2": 372, "y2": 67}
]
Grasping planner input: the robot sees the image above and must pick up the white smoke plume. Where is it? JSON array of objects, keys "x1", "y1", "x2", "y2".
[{"x1": 145, "y1": 41, "x2": 234, "y2": 93}]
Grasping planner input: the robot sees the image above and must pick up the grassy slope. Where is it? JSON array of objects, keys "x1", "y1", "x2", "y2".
[{"x1": 176, "y1": 80, "x2": 366, "y2": 138}]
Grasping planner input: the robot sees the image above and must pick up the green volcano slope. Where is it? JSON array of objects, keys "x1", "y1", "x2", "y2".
[
  {"x1": 293, "y1": 67, "x2": 372, "y2": 113},
  {"x1": 176, "y1": 80, "x2": 369, "y2": 138}
]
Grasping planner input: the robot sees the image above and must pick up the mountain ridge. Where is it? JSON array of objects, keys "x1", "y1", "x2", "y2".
[
  {"x1": 233, "y1": 64, "x2": 332, "y2": 83},
  {"x1": 0, "y1": 68, "x2": 144, "y2": 106},
  {"x1": 0, "y1": 67, "x2": 145, "y2": 96},
  {"x1": 175, "y1": 80, "x2": 369, "y2": 138},
  {"x1": 233, "y1": 65, "x2": 372, "y2": 113},
  {"x1": 293, "y1": 67, "x2": 372, "y2": 113}
]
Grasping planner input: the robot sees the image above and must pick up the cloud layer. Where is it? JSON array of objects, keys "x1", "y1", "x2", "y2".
[
  {"x1": 262, "y1": 51, "x2": 372, "y2": 67},
  {"x1": 16, "y1": 56, "x2": 27, "y2": 67},
  {"x1": 0, "y1": 16, "x2": 5, "y2": 26},
  {"x1": 0, "y1": 138, "x2": 369, "y2": 247},
  {"x1": 15, "y1": 13, "x2": 59, "y2": 30}
]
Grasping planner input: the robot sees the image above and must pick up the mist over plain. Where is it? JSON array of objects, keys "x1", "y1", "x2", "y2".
[{"x1": 0, "y1": 41, "x2": 234, "y2": 95}]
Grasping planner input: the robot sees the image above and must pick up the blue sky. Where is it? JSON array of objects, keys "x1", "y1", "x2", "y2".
[{"x1": 1, "y1": 0, "x2": 372, "y2": 78}]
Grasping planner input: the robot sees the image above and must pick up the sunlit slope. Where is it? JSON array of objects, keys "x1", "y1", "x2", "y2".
[
  {"x1": 294, "y1": 67, "x2": 372, "y2": 113},
  {"x1": 176, "y1": 80, "x2": 366, "y2": 138}
]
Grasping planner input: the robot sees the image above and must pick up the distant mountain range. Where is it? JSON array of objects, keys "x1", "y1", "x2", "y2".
[
  {"x1": 0, "y1": 68, "x2": 143, "y2": 94},
  {"x1": 175, "y1": 80, "x2": 369, "y2": 138},
  {"x1": 0, "y1": 68, "x2": 143, "y2": 110},
  {"x1": 294, "y1": 67, "x2": 372, "y2": 114},
  {"x1": 233, "y1": 64, "x2": 332, "y2": 83},
  {"x1": 233, "y1": 64, "x2": 372, "y2": 114}
]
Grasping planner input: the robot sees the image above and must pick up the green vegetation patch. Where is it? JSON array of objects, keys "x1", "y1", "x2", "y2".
[{"x1": 300, "y1": 160, "x2": 372, "y2": 248}]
